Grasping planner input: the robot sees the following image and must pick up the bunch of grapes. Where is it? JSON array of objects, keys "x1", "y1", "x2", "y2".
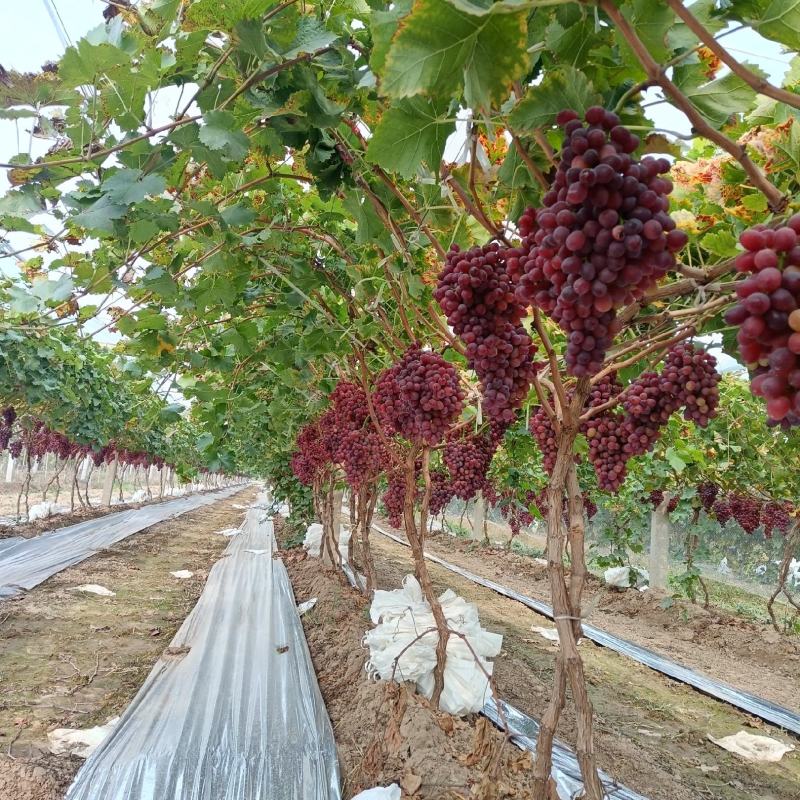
[
  {"x1": 529, "y1": 404, "x2": 559, "y2": 474},
  {"x1": 712, "y1": 497, "x2": 732, "y2": 525},
  {"x1": 291, "y1": 421, "x2": 332, "y2": 485},
  {"x1": 697, "y1": 482, "x2": 719, "y2": 512},
  {"x1": 727, "y1": 493, "x2": 762, "y2": 534},
  {"x1": 0, "y1": 407, "x2": 14, "y2": 452},
  {"x1": 724, "y1": 216, "x2": 800, "y2": 425},
  {"x1": 429, "y1": 469, "x2": 454, "y2": 516},
  {"x1": 762, "y1": 501, "x2": 793, "y2": 538},
  {"x1": 501, "y1": 490, "x2": 536, "y2": 537},
  {"x1": 373, "y1": 346, "x2": 464, "y2": 446},
  {"x1": 382, "y1": 472, "x2": 407, "y2": 528},
  {"x1": 435, "y1": 242, "x2": 537, "y2": 421},
  {"x1": 661, "y1": 343, "x2": 721, "y2": 426},
  {"x1": 667, "y1": 494, "x2": 679, "y2": 513},
  {"x1": 9, "y1": 438, "x2": 22, "y2": 459},
  {"x1": 649, "y1": 489, "x2": 665, "y2": 508},
  {"x1": 583, "y1": 493, "x2": 598, "y2": 520},
  {"x1": 330, "y1": 381, "x2": 369, "y2": 431},
  {"x1": 516, "y1": 107, "x2": 687, "y2": 375},
  {"x1": 581, "y1": 373, "x2": 627, "y2": 490},
  {"x1": 336, "y1": 429, "x2": 387, "y2": 489},
  {"x1": 443, "y1": 428, "x2": 499, "y2": 501}
]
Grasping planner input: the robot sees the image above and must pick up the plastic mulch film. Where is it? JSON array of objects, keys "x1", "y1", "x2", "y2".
[
  {"x1": 482, "y1": 700, "x2": 648, "y2": 800},
  {"x1": 65, "y1": 501, "x2": 341, "y2": 800},
  {"x1": 0, "y1": 485, "x2": 244, "y2": 599},
  {"x1": 371, "y1": 523, "x2": 800, "y2": 737}
]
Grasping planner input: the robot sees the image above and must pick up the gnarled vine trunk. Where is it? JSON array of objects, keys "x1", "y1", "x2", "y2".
[
  {"x1": 531, "y1": 382, "x2": 603, "y2": 800},
  {"x1": 402, "y1": 447, "x2": 450, "y2": 706}
]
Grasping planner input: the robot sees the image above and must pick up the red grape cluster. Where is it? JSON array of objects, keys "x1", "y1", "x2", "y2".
[
  {"x1": 762, "y1": 501, "x2": 793, "y2": 538},
  {"x1": 443, "y1": 428, "x2": 500, "y2": 501},
  {"x1": 330, "y1": 381, "x2": 369, "y2": 431},
  {"x1": 516, "y1": 107, "x2": 687, "y2": 375},
  {"x1": 724, "y1": 216, "x2": 800, "y2": 426},
  {"x1": 649, "y1": 489, "x2": 665, "y2": 508},
  {"x1": 581, "y1": 373, "x2": 626, "y2": 490},
  {"x1": 578, "y1": 345, "x2": 719, "y2": 491},
  {"x1": 435, "y1": 242, "x2": 537, "y2": 421},
  {"x1": 373, "y1": 346, "x2": 464, "y2": 446},
  {"x1": 712, "y1": 497, "x2": 732, "y2": 525},
  {"x1": 726, "y1": 493, "x2": 762, "y2": 534},
  {"x1": 337, "y1": 429, "x2": 387, "y2": 489},
  {"x1": 429, "y1": 469, "x2": 454, "y2": 515},
  {"x1": 382, "y1": 472, "x2": 407, "y2": 528},
  {"x1": 529, "y1": 404, "x2": 559, "y2": 474},
  {"x1": 501, "y1": 490, "x2": 536, "y2": 537},
  {"x1": 291, "y1": 421, "x2": 332, "y2": 485}
]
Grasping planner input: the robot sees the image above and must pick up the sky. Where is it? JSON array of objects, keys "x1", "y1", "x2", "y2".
[{"x1": 0, "y1": 1, "x2": 795, "y2": 372}]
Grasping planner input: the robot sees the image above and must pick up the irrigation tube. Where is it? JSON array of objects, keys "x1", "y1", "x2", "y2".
[
  {"x1": 370, "y1": 523, "x2": 800, "y2": 738},
  {"x1": 66, "y1": 501, "x2": 340, "y2": 800},
  {"x1": 0, "y1": 485, "x2": 245, "y2": 598}
]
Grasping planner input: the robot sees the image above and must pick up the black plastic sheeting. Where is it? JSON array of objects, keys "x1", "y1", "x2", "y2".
[
  {"x1": 0, "y1": 485, "x2": 245, "y2": 598},
  {"x1": 66, "y1": 502, "x2": 341, "y2": 800},
  {"x1": 371, "y1": 523, "x2": 800, "y2": 738}
]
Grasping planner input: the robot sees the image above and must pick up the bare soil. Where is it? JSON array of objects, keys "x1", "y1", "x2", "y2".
[
  {"x1": 0, "y1": 485, "x2": 255, "y2": 800},
  {"x1": 282, "y1": 546, "x2": 544, "y2": 800},
  {"x1": 355, "y1": 526, "x2": 800, "y2": 800},
  {"x1": 377, "y1": 518, "x2": 800, "y2": 716}
]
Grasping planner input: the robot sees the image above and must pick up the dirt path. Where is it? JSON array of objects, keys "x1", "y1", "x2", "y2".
[
  {"x1": 363, "y1": 530, "x2": 800, "y2": 800},
  {"x1": 0, "y1": 485, "x2": 256, "y2": 800}
]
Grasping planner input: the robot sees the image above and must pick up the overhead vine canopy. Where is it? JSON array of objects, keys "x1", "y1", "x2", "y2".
[{"x1": 0, "y1": 0, "x2": 795, "y2": 479}]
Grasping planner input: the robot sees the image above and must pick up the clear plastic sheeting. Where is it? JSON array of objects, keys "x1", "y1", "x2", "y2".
[
  {"x1": 483, "y1": 701, "x2": 648, "y2": 800},
  {"x1": 65, "y1": 500, "x2": 341, "y2": 800},
  {"x1": 0, "y1": 486, "x2": 243, "y2": 599},
  {"x1": 371, "y1": 523, "x2": 800, "y2": 737}
]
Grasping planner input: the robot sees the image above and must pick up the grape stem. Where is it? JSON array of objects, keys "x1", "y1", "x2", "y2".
[
  {"x1": 598, "y1": 0, "x2": 787, "y2": 213},
  {"x1": 532, "y1": 308, "x2": 570, "y2": 418},
  {"x1": 665, "y1": 0, "x2": 800, "y2": 113}
]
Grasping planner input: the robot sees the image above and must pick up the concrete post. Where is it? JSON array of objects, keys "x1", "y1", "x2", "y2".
[{"x1": 649, "y1": 497, "x2": 671, "y2": 591}]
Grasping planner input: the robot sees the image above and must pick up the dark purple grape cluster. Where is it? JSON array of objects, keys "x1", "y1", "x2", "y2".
[
  {"x1": 649, "y1": 489, "x2": 665, "y2": 508},
  {"x1": 698, "y1": 482, "x2": 719, "y2": 512},
  {"x1": 661, "y1": 343, "x2": 721, "y2": 426},
  {"x1": 0, "y1": 407, "x2": 14, "y2": 451},
  {"x1": 373, "y1": 346, "x2": 464, "y2": 446},
  {"x1": 712, "y1": 497, "x2": 732, "y2": 525},
  {"x1": 443, "y1": 428, "x2": 499, "y2": 501},
  {"x1": 516, "y1": 106, "x2": 687, "y2": 375},
  {"x1": 435, "y1": 242, "x2": 537, "y2": 421},
  {"x1": 724, "y1": 216, "x2": 800, "y2": 426}
]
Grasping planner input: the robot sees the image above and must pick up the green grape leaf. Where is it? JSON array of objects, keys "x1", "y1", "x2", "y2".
[{"x1": 366, "y1": 97, "x2": 453, "y2": 177}]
